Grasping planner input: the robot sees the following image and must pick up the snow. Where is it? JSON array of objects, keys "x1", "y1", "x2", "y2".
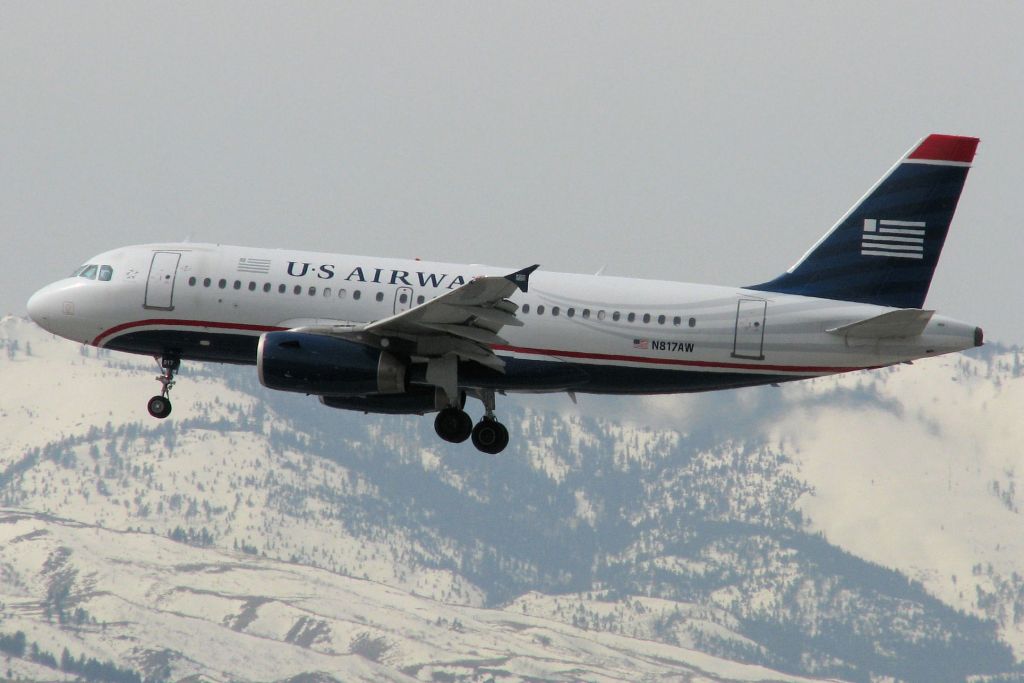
[
  {"x1": 4, "y1": 315, "x2": 1023, "y2": 675},
  {"x1": 771, "y1": 351, "x2": 1024, "y2": 655},
  {"x1": 0, "y1": 509, "x2": 827, "y2": 682}
]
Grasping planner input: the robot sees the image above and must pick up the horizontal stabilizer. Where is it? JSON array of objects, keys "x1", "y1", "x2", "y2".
[{"x1": 827, "y1": 309, "x2": 934, "y2": 339}]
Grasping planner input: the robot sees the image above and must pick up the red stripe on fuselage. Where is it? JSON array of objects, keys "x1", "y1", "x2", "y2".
[
  {"x1": 94, "y1": 319, "x2": 876, "y2": 375},
  {"x1": 92, "y1": 319, "x2": 286, "y2": 346}
]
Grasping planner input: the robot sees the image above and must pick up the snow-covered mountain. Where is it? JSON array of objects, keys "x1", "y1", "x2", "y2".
[
  {"x1": 0, "y1": 509, "x2": 832, "y2": 683},
  {"x1": 1, "y1": 315, "x2": 1021, "y2": 681}
]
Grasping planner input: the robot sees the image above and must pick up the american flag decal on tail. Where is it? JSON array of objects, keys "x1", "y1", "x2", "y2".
[
  {"x1": 238, "y1": 257, "x2": 272, "y2": 274},
  {"x1": 861, "y1": 219, "x2": 925, "y2": 260}
]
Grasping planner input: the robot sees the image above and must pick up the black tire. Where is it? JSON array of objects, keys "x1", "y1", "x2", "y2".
[
  {"x1": 434, "y1": 407, "x2": 472, "y2": 443},
  {"x1": 471, "y1": 419, "x2": 509, "y2": 454},
  {"x1": 147, "y1": 395, "x2": 172, "y2": 419}
]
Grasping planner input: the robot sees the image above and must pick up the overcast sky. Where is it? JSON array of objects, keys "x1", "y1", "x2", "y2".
[{"x1": 3, "y1": 2, "x2": 1023, "y2": 341}]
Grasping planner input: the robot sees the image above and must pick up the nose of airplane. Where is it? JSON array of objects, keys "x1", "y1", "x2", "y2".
[{"x1": 27, "y1": 284, "x2": 62, "y2": 331}]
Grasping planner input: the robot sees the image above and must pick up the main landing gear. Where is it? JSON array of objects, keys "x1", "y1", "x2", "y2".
[
  {"x1": 147, "y1": 355, "x2": 179, "y2": 419},
  {"x1": 433, "y1": 389, "x2": 510, "y2": 455}
]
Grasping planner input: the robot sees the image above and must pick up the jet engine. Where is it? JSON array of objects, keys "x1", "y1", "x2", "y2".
[{"x1": 257, "y1": 331, "x2": 406, "y2": 396}]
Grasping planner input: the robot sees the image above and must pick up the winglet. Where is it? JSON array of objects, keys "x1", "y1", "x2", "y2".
[{"x1": 505, "y1": 264, "x2": 540, "y2": 293}]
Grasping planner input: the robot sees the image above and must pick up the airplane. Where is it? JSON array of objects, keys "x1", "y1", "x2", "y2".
[{"x1": 27, "y1": 133, "x2": 982, "y2": 454}]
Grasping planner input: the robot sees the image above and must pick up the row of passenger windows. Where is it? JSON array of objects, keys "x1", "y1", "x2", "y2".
[
  {"x1": 186, "y1": 276, "x2": 428, "y2": 305},
  {"x1": 187, "y1": 276, "x2": 696, "y2": 327},
  {"x1": 520, "y1": 303, "x2": 697, "y2": 327},
  {"x1": 71, "y1": 264, "x2": 114, "y2": 281}
]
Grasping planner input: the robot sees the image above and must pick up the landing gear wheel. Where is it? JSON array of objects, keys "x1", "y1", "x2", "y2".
[
  {"x1": 471, "y1": 418, "x2": 509, "y2": 454},
  {"x1": 149, "y1": 354, "x2": 180, "y2": 420},
  {"x1": 434, "y1": 407, "x2": 473, "y2": 443},
  {"x1": 147, "y1": 395, "x2": 172, "y2": 419}
]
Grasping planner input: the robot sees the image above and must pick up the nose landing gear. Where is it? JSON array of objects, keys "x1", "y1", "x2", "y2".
[{"x1": 147, "y1": 355, "x2": 179, "y2": 419}]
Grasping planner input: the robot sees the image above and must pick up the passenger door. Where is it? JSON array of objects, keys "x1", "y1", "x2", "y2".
[{"x1": 144, "y1": 251, "x2": 181, "y2": 310}]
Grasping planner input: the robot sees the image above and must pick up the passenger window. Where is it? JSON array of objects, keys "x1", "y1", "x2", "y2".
[
  {"x1": 643, "y1": 313, "x2": 651, "y2": 324},
  {"x1": 536, "y1": 305, "x2": 545, "y2": 315},
  {"x1": 278, "y1": 284, "x2": 286, "y2": 294},
  {"x1": 263, "y1": 283, "x2": 271, "y2": 293},
  {"x1": 551, "y1": 306, "x2": 560, "y2": 316},
  {"x1": 233, "y1": 280, "x2": 241, "y2": 290},
  {"x1": 596, "y1": 310, "x2": 605, "y2": 321},
  {"x1": 612, "y1": 311, "x2": 620, "y2": 322},
  {"x1": 353, "y1": 290, "x2": 361, "y2": 300},
  {"x1": 248, "y1": 281, "x2": 256, "y2": 291},
  {"x1": 218, "y1": 279, "x2": 227, "y2": 289},
  {"x1": 203, "y1": 278, "x2": 211, "y2": 287},
  {"x1": 689, "y1": 317, "x2": 696, "y2": 327},
  {"x1": 417, "y1": 295, "x2": 425, "y2": 304},
  {"x1": 338, "y1": 289, "x2": 347, "y2": 299},
  {"x1": 308, "y1": 286, "x2": 316, "y2": 296},
  {"x1": 673, "y1": 316, "x2": 681, "y2": 326},
  {"x1": 188, "y1": 276, "x2": 197, "y2": 287},
  {"x1": 567, "y1": 308, "x2": 575, "y2": 318},
  {"x1": 582, "y1": 309, "x2": 591, "y2": 319},
  {"x1": 80, "y1": 265, "x2": 98, "y2": 280},
  {"x1": 522, "y1": 304, "x2": 530, "y2": 314},
  {"x1": 293, "y1": 285, "x2": 302, "y2": 295},
  {"x1": 323, "y1": 287, "x2": 332, "y2": 297},
  {"x1": 627, "y1": 312, "x2": 636, "y2": 322},
  {"x1": 375, "y1": 292, "x2": 384, "y2": 302},
  {"x1": 657, "y1": 315, "x2": 666, "y2": 325},
  {"x1": 98, "y1": 265, "x2": 113, "y2": 281},
  {"x1": 399, "y1": 293, "x2": 408, "y2": 304}
]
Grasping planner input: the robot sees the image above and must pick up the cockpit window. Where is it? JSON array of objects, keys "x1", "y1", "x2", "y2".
[
  {"x1": 98, "y1": 265, "x2": 113, "y2": 281},
  {"x1": 78, "y1": 265, "x2": 98, "y2": 280}
]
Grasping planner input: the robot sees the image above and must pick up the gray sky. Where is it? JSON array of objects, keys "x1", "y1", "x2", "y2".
[{"x1": 4, "y1": 2, "x2": 1023, "y2": 341}]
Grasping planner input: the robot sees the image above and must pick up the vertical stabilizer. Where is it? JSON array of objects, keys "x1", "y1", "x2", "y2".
[{"x1": 748, "y1": 134, "x2": 978, "y2": 308}]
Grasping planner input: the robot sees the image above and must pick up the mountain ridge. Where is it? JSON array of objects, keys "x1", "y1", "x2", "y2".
[{"x1": 1, "y1": 316, "x2": 1021, "y2": 681}]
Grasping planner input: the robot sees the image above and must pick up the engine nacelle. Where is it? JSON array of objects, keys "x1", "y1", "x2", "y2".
[{"x1": 257, "y1": 331, "x2": 405, "y2": 396}]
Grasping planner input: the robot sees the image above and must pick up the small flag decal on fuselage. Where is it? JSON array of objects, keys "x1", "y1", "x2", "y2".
[
  {"x1": 633, "y1": 338, "x2": 649, "y2": 350},
  {"x1": 861, "y1": 219, "x2": 925, "y2": 259},
  {"x1": 238, "y1": 257, "x2": 272, "y2": 274}
]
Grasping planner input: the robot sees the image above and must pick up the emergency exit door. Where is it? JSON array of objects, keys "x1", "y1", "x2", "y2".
[{"x1": 394, "y1": 287, "x2": 414, "y2": 313}]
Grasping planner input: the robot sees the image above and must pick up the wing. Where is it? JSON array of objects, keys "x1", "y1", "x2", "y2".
[{"x1": 293, "y1": 264, "x2": 538, "y2": 371}]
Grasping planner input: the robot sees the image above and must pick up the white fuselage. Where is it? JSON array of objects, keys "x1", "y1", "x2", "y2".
[{"x1": 28, "y1": 243, "x2": 979, "y2": 395}]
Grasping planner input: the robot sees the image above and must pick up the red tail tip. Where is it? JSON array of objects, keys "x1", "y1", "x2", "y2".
[{"x1": 908, "y1": 134, "x2": 979, "y2": 163}]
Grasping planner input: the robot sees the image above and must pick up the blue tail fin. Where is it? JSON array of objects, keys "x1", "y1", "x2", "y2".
[{"x1": 748, "y1": 134, "x2": 978, "y2": 308}]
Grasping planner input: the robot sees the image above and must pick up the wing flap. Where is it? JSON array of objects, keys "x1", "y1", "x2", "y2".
[{"x1": 420, "y1": 323, "x2": 508, "y2": 346}]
